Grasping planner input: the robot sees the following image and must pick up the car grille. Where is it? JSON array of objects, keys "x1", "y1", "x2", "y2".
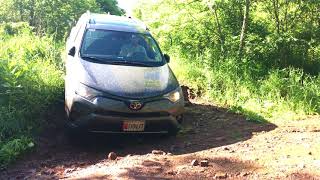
[{"x1": 95, "y1": 110, "x2": 170, "y2": 118}]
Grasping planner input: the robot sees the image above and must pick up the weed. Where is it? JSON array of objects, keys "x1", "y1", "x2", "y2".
[{"x1": 0, "y1": 23, "x2": 64, "y2": 167}]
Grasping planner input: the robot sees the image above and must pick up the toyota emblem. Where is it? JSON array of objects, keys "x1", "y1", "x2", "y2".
[{"x1": 129, "y1": 101, "x2": 143, "y2": 110}]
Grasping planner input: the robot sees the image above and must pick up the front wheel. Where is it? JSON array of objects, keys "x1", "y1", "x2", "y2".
[
  {"x1": 168, "y1": 129, "x2": 179, "y2": 136},
  {"x1": 64, "y1": 106, "x2": 84, "y2": 142}
]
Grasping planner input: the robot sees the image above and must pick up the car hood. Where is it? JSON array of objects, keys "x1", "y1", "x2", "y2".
[{"x1": 76, "y1": 59, "x2": 179, "y2": 99}]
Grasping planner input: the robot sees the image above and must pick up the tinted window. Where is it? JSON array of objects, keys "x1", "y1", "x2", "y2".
[{"x1": 80, "y1": 29, "x2": 164, "y2": 66}]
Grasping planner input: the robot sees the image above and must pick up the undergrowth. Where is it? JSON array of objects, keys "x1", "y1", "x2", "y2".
[
  {"x1": 170, "y1": 53, "x2": 320, "y2": 124},
  {"x1": 0, "y1": 23, "x2": 64, "y2": 167}
]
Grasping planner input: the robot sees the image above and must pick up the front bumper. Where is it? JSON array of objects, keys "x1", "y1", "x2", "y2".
[{"x1": 66, "y1": 94, "x2": 185, "y2": 134}]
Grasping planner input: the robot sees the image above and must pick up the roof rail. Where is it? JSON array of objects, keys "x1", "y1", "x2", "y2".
[
  {"x1": 89, "y1": 18, "x2": 96, "y2": 24},
  {"x1": 130, "y1": 18, "x2": 149, "y2": 31},
  {"x1": 86, "y1": 10, "x2": 96, "y2": 24}
]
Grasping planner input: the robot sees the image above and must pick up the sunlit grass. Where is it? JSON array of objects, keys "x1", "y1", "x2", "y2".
[
  {"x1": 170, "y1": 53, "x2": 319, "y2": 125},
  {"x1": 0, "y1": 23, "x2": 64, "y2": 167}
]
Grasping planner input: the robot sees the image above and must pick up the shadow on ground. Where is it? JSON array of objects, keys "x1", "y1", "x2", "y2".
[
  {"x1": 117, "y1": 156, "x2": 260, "y2": 179},
  {"x1": 1, "y1": 101, "x2": 277, "y2": 179},
  {"x1": 80, "y1": 103, "x2": 277, "y2": 156}
]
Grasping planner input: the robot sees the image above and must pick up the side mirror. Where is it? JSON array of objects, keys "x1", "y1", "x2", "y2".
[
  {"x1": 163, "y1": 54, "x2": 170, "y2": 63},
  {"x1": 68, "y1": 47, "x2": 76, "y2": 57}
]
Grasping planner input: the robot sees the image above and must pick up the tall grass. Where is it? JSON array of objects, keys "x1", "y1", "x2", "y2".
[
  {"x1": 170, "y1": 53, "x2": 320, "y2": 123},
  {"x1": 0, "y1": 23, "x2": 64, "y2": 166}
]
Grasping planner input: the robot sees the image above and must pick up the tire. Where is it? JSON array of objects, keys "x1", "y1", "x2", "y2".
[
  {"x1": 168, "y1": 129, "x2": 179, "y2": 136},
  {"x1": 64, "y1": 107, "x2": 85, "y2": 143},
  {"x1": 166, "y1": 126, "x2": 180, "y2": 137}
]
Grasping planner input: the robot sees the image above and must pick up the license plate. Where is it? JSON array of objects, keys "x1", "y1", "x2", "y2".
[{"x1": 122, "y1": 121, "x2": 145, "y2": 132}]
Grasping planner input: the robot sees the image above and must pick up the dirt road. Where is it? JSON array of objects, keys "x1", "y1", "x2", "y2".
[{"x1": 1, "y1": 100, "x2": 320, "y2": 179}]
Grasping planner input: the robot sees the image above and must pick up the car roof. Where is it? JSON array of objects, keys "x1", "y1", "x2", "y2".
[{"x1": 85, "y1": 13, "x2": 150, "y2": 34}]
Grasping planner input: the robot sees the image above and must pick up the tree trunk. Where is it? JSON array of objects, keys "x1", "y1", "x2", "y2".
[
  {"x1": 272, "y1": 0, "x2": 280, "y2": 34},
  {"x1": 207, "y1": 3, "x2": 225, "y2": 55},
  {"x1": 29, "y1": 0, "x2": 35, "y2": 26},
  {"x1": 239, "y1": 0, "x2": 250, "y2": 58}
]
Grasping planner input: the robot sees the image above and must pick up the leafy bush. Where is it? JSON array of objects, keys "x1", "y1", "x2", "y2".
[
  {"x1": 0, "y1": 0, "x2": 125, "y2": 40},
  {"x1": 0, "y1": 136, "x2": 34, "y2": 166},
  {"x1": 172, "y1": 55, "x2": 319, "y2": 122},
  {"x1": 136, "y1": 0, "x2": 320, "y2": 122},
  {"x1": 0, "y1": 23, "x2": 64, "y2": 167}
]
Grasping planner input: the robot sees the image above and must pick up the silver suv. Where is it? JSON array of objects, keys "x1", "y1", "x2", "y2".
[{"x1": 65, "y1": 12, "x2": 184, "y2": 135}]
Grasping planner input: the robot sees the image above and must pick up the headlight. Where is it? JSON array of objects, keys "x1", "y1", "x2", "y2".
[
  {"x1": 164, "y1": 87, "x2": 182, "y2": 103},
  {"x1": 75, "y1": 83, "x2": 100, "y2": 100}
]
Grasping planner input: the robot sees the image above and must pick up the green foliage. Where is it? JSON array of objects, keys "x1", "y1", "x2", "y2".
[
  {"x1": 0, "y1": 0, "x2": 125, "y2": 40},
  {"x1": 136, "y1": 0, "x2": 320, "y2": 122},
  {"x1": 0, "y1": 0, "x2": 124, "y2": 167},
  {"x1": 0, "y1": 136, "x2": 34, "y2": 167},
  {"x1": 0, "y1": 0, "x2": 318, "y2": 167},
  {"x1": 0, "y1": 23, "x2": 64, "y2": 166},
  {"x1": 171, "y1": 54, "x2": 319, "y2": 122},
  {"x1": 96, "y1": 0, "x2": 125, "y2": 15},
  {"x1": 229, "y1": 106, "x2": 267, "y2": 123}
]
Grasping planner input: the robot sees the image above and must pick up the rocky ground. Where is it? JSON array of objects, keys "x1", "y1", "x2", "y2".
[{"x1": 1, "y1": 99, "x2": 320, "y2": 179}]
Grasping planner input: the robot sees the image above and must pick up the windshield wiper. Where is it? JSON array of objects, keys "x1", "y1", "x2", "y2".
[
  {"x1": 81, "y1": 56, "x2": 124, "y2": 65},
  {"x1": 120, "y1": 61, "x2": 153, "y2": 67},
  {"x1": 81, "y1": 56, "x2": 153, "y2": 67},
  {"x1": 81, "y1": 56, "x2": 111, "y2": 63}
]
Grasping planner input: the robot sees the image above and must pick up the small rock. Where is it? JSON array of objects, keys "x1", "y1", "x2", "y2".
[
  {"x1": 154, "y1": 166, "x2": 163, "y2": 171},
  {"x1": 78, "y1": 162, "x2": 86, "y2": 166},
  {"x1": 215, "y1": 137, "x2": 226, "y2": 141},
  {"x1": 42, "y1": 169, "x2": 55, "y2": 175},
  {"x1": 27, "y1": 169, "x2": 37, "y2": 174},
  {"x1": 170, "y1": 145, "x2": 177, "y2": 152},
  {"x1": 15, "y1": 174, "x2": 25, "y2": 179},
  {"x1": 215, "y1": 172, "x2": 227, "y2": 179},
  {"x1": 63, "y1": 168, "x2": 74, "y2": 174},
  {"x1": 108, "y1": 152, "x2": 117, "y2": 160},
  {"x1": 185, "y1": 142, "x2": 192, "y2": 147},
  {"x1": 223, "y1": 147, "x2": 230, "y2": 151},
  {"x1": 308, "y1": 152, "x2": 312, "y2": 155},
  {"x1": 191, "y1": 159, "x2": 199, "y2": 166},
  {"x1": 152, "y1": 150, "x2": 166, "y2": 155},
  {"x1": 241, "y1": 172, "x2": 250, "y2": 177},
  {"x1": 200, "y1": 160, "x2": 209, "y2": 167},
  {"x1": 167, "y1": 171, "x2": 177, "y2": 175},
  {"x1": 167, "y1": 153, "x2": 173, "y2": 156}
]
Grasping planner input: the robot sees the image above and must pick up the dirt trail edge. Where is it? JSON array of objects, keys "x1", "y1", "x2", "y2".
[{"x1": 1, "y1": 100, "x2": 320, "y2": 179}]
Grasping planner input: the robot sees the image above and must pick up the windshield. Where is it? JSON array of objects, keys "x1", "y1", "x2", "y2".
[{"x1": 80, "y1": 29, "x2": 165, "y2": 66}]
